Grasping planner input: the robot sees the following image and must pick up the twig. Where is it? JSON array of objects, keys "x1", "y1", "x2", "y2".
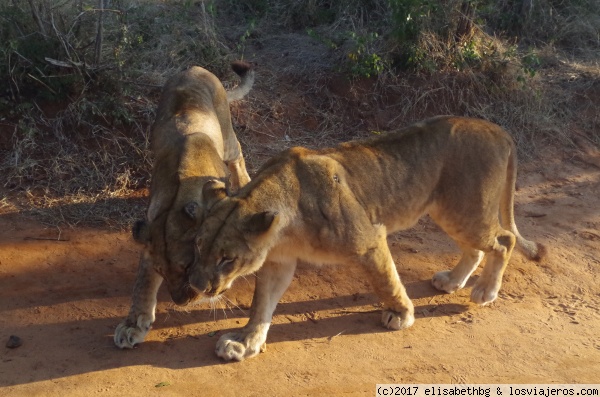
[
  {"x1": 45, "y1": 57, "x2": 94, "y2": 70},
  {"x1": 94, "y1": 0, "x2": 104, "y2": 65},
  {"x1": 24, "y1": 237, "x2": 70, "y2": 242},
  {"x1": 12, "y1": 50, "x2": 34, "y2": 65},
  {"x1": 327, "y1": 330, "x2": 345, "y2": 341},
  {"x1": 334, "y1": 309, "x2": 379, "y2": 314},
  {"x1": 27, "y1": 0, "x2": 47, "y2": 39},
  {"x1": 120, "y1": 80, "x2": 163, "y2": 88},
  {"x1": 26, "y1": 73, "x2": 58, "y2": 95},
  {"x1": 50, "y1": 12, "x2": 81, "y2": 76},
  {"x1": 524, "y1": 212, "x2": 547, "y2": 218}
]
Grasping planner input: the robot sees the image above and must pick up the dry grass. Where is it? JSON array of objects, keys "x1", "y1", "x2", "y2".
[
  {"x1": 1, "y1": 91, "x2": 155, "y2": 228},
  {"x1": 1, "y1": 0, "x2": 598, "y2": 228}
]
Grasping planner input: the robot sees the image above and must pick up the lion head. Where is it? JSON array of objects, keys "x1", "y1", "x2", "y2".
[
  {"x1": 188, "y1": 180, "x2": 280, "y2": 298},
  {"x1": 133, "y1": 177, "x2": 217, "y2": 305}
]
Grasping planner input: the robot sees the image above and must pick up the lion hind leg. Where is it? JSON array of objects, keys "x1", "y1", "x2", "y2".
[
  {"x1": 430, "y1": 204, "x2": 516, "y2": 305},
  {"x1": 432, "y1": 246, "x2": 484, "y2": 294},
  {"x1": 470, "y1": 230, "x2": 516, "y2": 305},
  {"x1": 216, "y1": 259, "x2": 296, "y2": 361}
]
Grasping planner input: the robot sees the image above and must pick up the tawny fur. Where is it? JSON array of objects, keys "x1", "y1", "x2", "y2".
[
  {"x1": 114, "y1": 62, "x2": 254, "y2": 349},
  {"x1": 189, "y1": 115, "x2": 545, "y2": 361}
]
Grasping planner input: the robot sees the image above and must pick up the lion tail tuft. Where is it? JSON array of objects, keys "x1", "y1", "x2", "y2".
[
  {"x1": 230, "y1": 60, "x2": 252, "y2": 76},
  {"x1": 516, "y1": 237, "x2": 547, "y2": 262}
]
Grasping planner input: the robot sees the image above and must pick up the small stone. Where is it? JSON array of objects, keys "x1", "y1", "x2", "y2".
[{"x1": 6, "y1": 335, "x2": 23, "y2": 349}]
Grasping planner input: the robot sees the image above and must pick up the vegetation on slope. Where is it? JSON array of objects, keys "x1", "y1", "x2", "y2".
[{"x1": 0, "y1": 0, "x2": 598, "y2": 226}]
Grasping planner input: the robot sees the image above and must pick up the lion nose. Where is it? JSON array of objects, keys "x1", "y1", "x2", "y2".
[
  {"x1": 170, "y1": 290, "x2": 191, "y2": 306},
  {"x1": 189, "y1": 273, "x2": 210, "y2": 294},
  {"x1": 205, "y1": 286, "x2": 219, "y2": 296}
]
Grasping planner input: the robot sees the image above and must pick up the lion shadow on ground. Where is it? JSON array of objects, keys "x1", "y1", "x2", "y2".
[
  {"x1": 10, "y1": 196, "x2": 147, "y2": 229},
  {"x1": 1, "y1": 279, "x2": 473, "y2": 387}
]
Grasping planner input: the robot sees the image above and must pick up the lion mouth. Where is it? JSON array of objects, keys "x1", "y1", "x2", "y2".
[
  {"x1": 187, "y1": 277, "x2": 228, "y2": 298},
  {"x1": 205, "y1": 286, "x2": 228, "y2": 297},
  {"x1": 169, "y1": 284, "x2": 199, "y2": 306}
]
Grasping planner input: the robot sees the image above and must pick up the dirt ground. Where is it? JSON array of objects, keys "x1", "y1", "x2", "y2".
[
  {"x1": 1, "y1": 143, "x2": 599, "y2": 396},
  {"x1": 2, "y1": 29, "x2": 600, "y2": 395}
]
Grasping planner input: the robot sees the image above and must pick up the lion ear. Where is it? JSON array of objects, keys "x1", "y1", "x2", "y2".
[
  {"x1": 243, "y1": 211, "x2": 279, "y2": 234},
  {"x1": 202, "y1": 179, "x2": 228, "y2": 209},
  {"x1": 132, "y1": 219, "x2": 150, "y2": 243}
]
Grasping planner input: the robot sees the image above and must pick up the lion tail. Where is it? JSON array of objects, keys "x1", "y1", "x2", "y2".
[
  {"x1": 227, "y1": 61, "x2": 255, "y2": 102},
  {"x1": 500, "y1": 142, "x2": 547, "y2": 262}
]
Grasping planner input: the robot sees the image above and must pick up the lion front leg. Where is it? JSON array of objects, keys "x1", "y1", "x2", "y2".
[
  {"x1": 226, "y1": 142, "x2": 251, "y2": 193},
  {"x1": 215, "y1": 323, "x2": 269, "y2": 361},
  {"x1": 215, "y1": 260, "x2": 296, "y2": 361},
  {"x1": 114, "y1": 250, "x2": 163, "y2": 348},
  {"x1": 359, "y1": 227, "x2": 415, "y2": 330}
]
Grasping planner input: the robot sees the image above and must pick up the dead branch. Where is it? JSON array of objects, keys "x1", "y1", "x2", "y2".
[
  {"x1": 94, "y1": 0, "x2": 104, "y2": 65},
  {"x1": 27, "y1": 0, "x2": 47, "y2": 39}
]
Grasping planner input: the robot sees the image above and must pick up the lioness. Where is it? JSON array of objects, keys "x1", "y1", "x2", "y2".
[
  {"x1": 114, "y1": 62, "x2": 254, "y2": 349},
  {"x1": 188, "y1": 115, "x2": 545, "y2": 361}
]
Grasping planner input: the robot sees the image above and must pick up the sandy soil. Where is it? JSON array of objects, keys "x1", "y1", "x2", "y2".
[{"x1": 1, "y1": 145, "x2": 599, "y2": 396}]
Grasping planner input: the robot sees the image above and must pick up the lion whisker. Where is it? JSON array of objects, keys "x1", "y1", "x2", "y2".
[
  {"x1": 208, "y1": 296, "x2": 219, "y2": 322},
  {"x1": 222, "y1": 295, "x2": 247, "y2": 316},
  {"x1": 240, "y1": 274, "x2": 253, "y2": 287}
]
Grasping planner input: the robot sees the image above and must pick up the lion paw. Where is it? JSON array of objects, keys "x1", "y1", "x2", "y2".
[
  {"x1": 381, "y1": 309, "x2": 415, "y2": 330},
  {"x1": 470, "y1": 281, "x2": 500, "y2": 305},
  {"x1": 432, "y1": 270, "x2": 465, "y2": 293},
  {"x1": 215, "y1": 330, "x2": 266, "y2": 361},
  {"x1": 114, "y1": 314, "x2": 154, "y2": 349}
]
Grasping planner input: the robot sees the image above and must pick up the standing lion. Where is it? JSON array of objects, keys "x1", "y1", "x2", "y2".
[
  {"x1": 189, "y1": 115, "x2": 545, "y2": 361},
  {"x1": 114, "y1": 61, "x2": 254, "y2": 349}
]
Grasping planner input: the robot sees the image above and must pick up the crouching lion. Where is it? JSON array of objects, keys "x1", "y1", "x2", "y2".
[
  {"x1": 188, "y1": 115, "x2": 545, "y2": 361},
  {"x1": 114, "y1": 61, "x2": 254, "y2": 349}
]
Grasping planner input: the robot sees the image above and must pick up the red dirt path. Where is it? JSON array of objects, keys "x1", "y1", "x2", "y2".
[{"x1": 1, "y1": 147, "x2": 599, "y2": 396}]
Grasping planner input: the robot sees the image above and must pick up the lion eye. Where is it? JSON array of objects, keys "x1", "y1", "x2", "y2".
[{"x1": 217, "y1": 257, "x2": 235, "y2": 273}]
